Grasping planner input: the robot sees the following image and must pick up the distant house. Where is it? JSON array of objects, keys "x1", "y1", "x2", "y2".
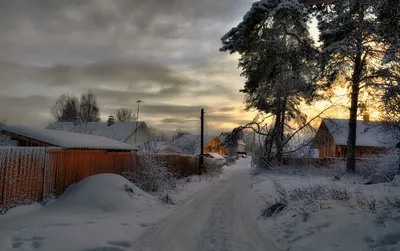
[
  {"x1": 173, "y1": 134, "x2": 228, "y2": 156},
  {"x1": 312, "y1": 118, "x2": 392, "y2": 159},
  {"x1": 47, "y1": 118, "x2": 152, "y2": 149},
  {"x1": 219, "y1": 132, "x2": 247, "y2": 155}
]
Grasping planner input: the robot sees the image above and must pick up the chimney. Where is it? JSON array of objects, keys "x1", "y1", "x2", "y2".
[
  {"x1": 363, "y1": 114, "x2": 370, "y2": 122},
  {"x1": 107, "y1": 115, "x2": 115, "y2": 126}
]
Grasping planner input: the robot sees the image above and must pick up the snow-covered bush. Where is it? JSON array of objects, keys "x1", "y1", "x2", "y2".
[
  {"x1": 124, "y1": 141, "x2": 176, "y2": 193},
  {"x1": 357, "y1": 150, "x2": 399, "y2": 184}
]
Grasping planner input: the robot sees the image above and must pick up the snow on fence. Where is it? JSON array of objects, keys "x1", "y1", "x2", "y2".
[
  {"x1": 0, "y1": 147, "x2": 48, "y2": 211},
  {"x1": 0, "y1": 148, "x2": 201, "y2": 211},
  {"x1": 0, "y1": 147, "x2": 134, "y2": 212}
]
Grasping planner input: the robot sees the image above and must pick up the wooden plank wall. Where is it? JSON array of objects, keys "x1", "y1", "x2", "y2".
[
  {"x1": 0, "y1": 148, "x2": 200, "y2": 212},
  {"x1": 0, "y1": 147, "x2": 46, "y2": 211},
  {"x1": 47, "y1": 150, "x2": 134, "y2": 197}
]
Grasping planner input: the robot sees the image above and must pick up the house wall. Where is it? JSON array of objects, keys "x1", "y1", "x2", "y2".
[
  {"x1": 336, "y1": 145, "x2": 388, "y2": 159},
  {"x1": 314, "y1": 122, "x2": 388, "y2": 159},
  {"x1": 313, "y1": 122, "x2": 336, "y2": 158},
  {"x1": 126, "y1": 124, "x2": 152, "y2": 147},
  {"x1": 237, "y1": 144, "x2": 246, "y2": 154},
  {"x1": 204, "y1": 137, "x2": 228, "y2": 155}
]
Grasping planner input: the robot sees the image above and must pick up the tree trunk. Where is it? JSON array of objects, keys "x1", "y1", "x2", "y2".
[
  {"x1": 274, "y1": 95, "x2": 283, "y2": 163},
  {"x1": 346, "y1": 52, "x2": 362, "y2": 173},
  {"x1": 276, "y1": 96, "x2": 287, "y2": 163}
]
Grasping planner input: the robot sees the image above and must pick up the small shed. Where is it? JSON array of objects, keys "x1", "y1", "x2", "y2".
[
  {"x1": 0, "y1": 125, "x2": 133, "y2": 198},
  {"x1": 312, "y1": 118, "x2": 391, "y2": 159}
]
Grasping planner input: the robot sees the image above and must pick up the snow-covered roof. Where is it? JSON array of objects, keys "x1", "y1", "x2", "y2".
[
  {"x1": 47, "y1": 121, "x2": 146, "y2": 143},
  {"x1": 322, "y1": 118, "x2": 392, "y2": 148},
  {"x1": 1, "y1": 125, "x2": 132, "y2": 150},
  {"x1": 205, "y1": 152, "x2": 224, "y2": 159}
]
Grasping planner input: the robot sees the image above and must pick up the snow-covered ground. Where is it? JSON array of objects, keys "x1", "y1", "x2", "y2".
[
  {"x1": 251, "y1": 166, "x2": 400, "y2": 251},
  {"x1": 3, "y1": 158, "x2": 400, "y2": 251},
  {"x1": 0, "y1": 174, "x2": 214, "y2": 251}
]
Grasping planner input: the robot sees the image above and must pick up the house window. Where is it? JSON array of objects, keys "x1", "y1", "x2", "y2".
[{"x1": 208, "y1": 146, "x2": 212, "y2": 152}]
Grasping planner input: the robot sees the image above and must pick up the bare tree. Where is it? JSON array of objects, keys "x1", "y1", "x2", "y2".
[
  {"x1": 80, "y1": 91, "x2": 100, "y2": 122},
  {"x1": 116, "y1": 108, "x2": 135, "y2": 122},
  {"x1": 172, "y1": 130, "x2": 189, "y2": 141},
  {"x1": 174, "y1": 135, "x2": 200, "y2": 155},
  {"x1": 51, "y1": 94, "x2": 80, "y2": 122},
  {"x1": 124, "y1": 140, "x2": 176, "y2": 193}
]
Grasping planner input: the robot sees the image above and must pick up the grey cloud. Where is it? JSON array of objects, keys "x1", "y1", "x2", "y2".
[
  {"x1": 0, "y1": 0, "x2": 252, "y2": 66},
  {"x1": 205, "y1": 114, "x2": 250, "y2": 125},
  {"x1": 0, "y1": 61, "x2": 191, "y2": 88},
  {"x1": 160, "y1": 118, "x2": 187, "y2": 124},
  {"x1": 219, "y1": 106, "x2": 236, "y2": 112},
  {"x1": 0, "y1": 95, "x2": 54, "y2": 125},
  {"x1": 0, "y1": 0, "x2": 254, "y2": 132},
  {"x1": 141, "y1": 104, "x2": 207, "y2": 118}
]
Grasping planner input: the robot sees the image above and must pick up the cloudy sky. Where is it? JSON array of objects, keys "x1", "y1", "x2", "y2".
[{"x1": 0, "y1": 0, "x2": 264, "y2": 135}]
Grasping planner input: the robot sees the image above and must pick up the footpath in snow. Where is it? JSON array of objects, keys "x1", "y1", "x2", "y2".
[
  {"x1": 3, "y1": 158, "x2": 398, "y2": 251},
  {"x1": 132, "y1": 158, "x2": 280, "y2": 251}
]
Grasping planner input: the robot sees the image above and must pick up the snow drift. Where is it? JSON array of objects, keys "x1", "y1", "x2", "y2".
[{"x1": 49, "y1": 174, "x2": 159, "y2": 213}]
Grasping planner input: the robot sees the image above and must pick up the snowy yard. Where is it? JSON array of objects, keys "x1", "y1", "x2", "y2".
[
  {"x1": 0, "y1": 174, "x2": 214, "y2": 251},
  {"x1": 2, "y1": 158, "x2": 400, "y2": 251},
  {"x1": 251, "y1": 166, "x2": 400, "y2": 251}
]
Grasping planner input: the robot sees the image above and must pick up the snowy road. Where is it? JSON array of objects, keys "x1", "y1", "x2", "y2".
[{"x1": 133, "y1": 159, "x2": 282, "y2": 251}]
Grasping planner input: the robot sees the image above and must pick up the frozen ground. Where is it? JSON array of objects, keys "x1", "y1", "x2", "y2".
[
  {"x1": 0, "y1": 173, "x2": 213, "y2": 251},
  {"x1": 132, "y1": 158, "x2": 281, "y2": 251},
  {"x1": 251, "y1": 166, "x2": 400, "y2": 251},
  {"x1": 2, "y1": 158, "x2": 399, "y2": 251}
]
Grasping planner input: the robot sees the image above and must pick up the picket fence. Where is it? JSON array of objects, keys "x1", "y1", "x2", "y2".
[{"x1": 0, "y1": 147, "x2": 200, "y2": 212}]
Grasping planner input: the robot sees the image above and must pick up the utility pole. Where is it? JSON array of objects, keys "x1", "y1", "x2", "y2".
[
  {"x1": 199, "y1": 108, "x2": 205, "y2": 175},
  {"x1": 134, "y1": 100, "x2": 142, "y2": 151}
]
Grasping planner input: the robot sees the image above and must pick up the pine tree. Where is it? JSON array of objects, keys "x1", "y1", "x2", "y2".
[
  {"x1": 221, "y1": 0, "x2": 322, "y2": 164},
  {"x1": 313, "y1": 0, "x2": 400, "y2": 172}
]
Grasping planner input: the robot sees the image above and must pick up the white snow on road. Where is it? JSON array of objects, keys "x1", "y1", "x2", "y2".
[
  {"x1": 132, "y1": 158, "x2": 282, "y2": 251},
  {"x1": 3, "y1": 158, "x2": 398, "y2": 251}
]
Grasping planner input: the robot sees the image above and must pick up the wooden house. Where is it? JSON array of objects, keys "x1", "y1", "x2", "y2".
[
  {"x1": 312, "y1": 118, "x2": 391, "y2": 159},
  {"x1": 0, "y1": 125, "x2": 134, "y2": 209},
  {"x1": 219, "y1": 132, "x2": 247, "y2": 155}
]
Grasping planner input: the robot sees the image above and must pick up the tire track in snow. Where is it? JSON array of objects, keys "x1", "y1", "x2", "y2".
[{"x1": 132, "y1": 162, "x2": 283, "y2": 251}]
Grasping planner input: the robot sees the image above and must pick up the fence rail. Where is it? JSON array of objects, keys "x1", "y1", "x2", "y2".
[{"x1": 0, "y1": 147, "x2": 203, "y2": 211}]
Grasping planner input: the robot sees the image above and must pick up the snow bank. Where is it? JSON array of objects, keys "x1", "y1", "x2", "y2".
[
  {"x1": 251, "y1": 169, "x2": 400, "y2": 251},
  {"x1": 0, "y1": 173, "x2": 215, "y2": 251},
  {"x1": 50, "y1": 174, "x2": 158, "y2": 213}
]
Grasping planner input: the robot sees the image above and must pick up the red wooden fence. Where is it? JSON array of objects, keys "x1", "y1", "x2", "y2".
[{"x1": 0, "y1": 147, "x2": 200, "y2": 212}]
